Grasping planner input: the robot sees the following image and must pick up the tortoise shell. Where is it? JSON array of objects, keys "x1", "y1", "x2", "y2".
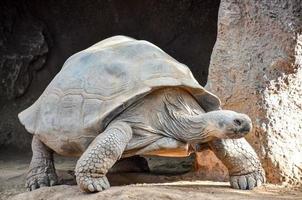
[{"x1": 18, "y1": 36, "x2": 220, "y2": 155}]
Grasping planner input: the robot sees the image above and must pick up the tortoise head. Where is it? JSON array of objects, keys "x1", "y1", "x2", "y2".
[
  {"x1": 200, "y1": 110, "x2": 252, "y2": 140},
  {"x1": 186, "y1": 110, "x2": 252, "y2": 144},
  {"x1": 196, "y1": 85, "x2": 252, "y2": 140}
]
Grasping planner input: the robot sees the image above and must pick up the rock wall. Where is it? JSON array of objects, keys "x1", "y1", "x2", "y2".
[
  {"x1": 0, "y1": 0, "x2": 220, "y2": 150},
  {"x1": 0, "y1": 1, "x2": 51, "y2": 150},
  {"x1": 206, "y1": 0, "x2": 302, "y2": 185}
]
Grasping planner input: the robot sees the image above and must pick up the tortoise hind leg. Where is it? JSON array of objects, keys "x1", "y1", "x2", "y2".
[
  {"x1": 75, "y1": 121, "x2": 132, "y2": 193},
  {"x1": 26, "y1": 136, "x2": 58, "y2": 191}
]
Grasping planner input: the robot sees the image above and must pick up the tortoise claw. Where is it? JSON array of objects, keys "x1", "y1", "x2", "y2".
[
  {"x1": 26, "y1": 161, "x2": 58, "y2": 191},
  {"x1": 230, "y1": 170, "x2": 265, "y2": 190},
  {"x1": 76, "y1": 173, "x2": 110, "y2": 193}
]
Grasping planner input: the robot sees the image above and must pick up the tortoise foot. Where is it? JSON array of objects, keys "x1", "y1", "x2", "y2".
[
  {"x1": 26, "y1": 159, "x2": 58, "y2": 191},
  {"x1": 76, "y1": 173, "x2": 110, "y2": 192},
  {"x1": 230, "y1": 170, "x2": 265, "y2": 190}
]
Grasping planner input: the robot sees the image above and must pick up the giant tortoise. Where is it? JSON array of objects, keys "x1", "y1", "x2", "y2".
[{"x1": 19, "y1": 36, "x2": 265, "y2": 192}]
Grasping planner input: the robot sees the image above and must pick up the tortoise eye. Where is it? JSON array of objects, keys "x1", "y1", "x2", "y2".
[{"x1": 233, "y1": 119, "x2": 242, "y2": 126}]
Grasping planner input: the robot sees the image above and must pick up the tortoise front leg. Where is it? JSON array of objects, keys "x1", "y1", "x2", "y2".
[
  {"x1": 75, "y1": 121, "x2": 132, "y2": 193},
  {"x1": 208, "y1": 138, "x2": 266, "y2": 190}
]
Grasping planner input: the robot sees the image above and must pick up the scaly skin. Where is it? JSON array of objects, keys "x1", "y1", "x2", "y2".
[
  {"x1": 75, "y1": 121, "x2": 132, "y2": 192},
  {"x1": 209, "y1": 138, "x2": 266, "y2": 190},
  {"x1": 26, "y1": 136, "x2": 58, "y2": 191}
]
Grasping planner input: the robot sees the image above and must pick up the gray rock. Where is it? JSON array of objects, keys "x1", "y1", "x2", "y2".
[
  {"x1": 0, "y1": 1, "x2": 50, "y2": 148},
  {"x1": 206, "y1": 0, "x2": 302, "y2": 185}
]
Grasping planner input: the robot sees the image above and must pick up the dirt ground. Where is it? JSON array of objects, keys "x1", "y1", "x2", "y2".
[{"x1": 1, "y1": 149, "x2": 301, "y2": 200}]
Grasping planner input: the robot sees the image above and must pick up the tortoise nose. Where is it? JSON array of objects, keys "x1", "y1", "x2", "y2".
[
  {"x1": 233, "y1": 118, "x2": 252, "y2": 134},
  {"x1": 240, "y1": 123, "x2": 252, "y2": 133}
]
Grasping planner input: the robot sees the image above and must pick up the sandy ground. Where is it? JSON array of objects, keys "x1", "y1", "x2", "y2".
[{"x1": 1, "y1": 149, "x2": 301, "y2": 200}]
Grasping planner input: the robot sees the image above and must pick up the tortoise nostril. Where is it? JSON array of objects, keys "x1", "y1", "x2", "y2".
[{"x1": 234, "y1": 119, "x2": 242, "y2": 126}]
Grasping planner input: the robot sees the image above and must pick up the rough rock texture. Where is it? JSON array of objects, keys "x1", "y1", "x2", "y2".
[
  {"x1": 206, "y1": 0, "x2": 302, "y2": 185},
  {"x1": 0, "y1": 1, "x2": 50, "y2": 149},
  {"x1": 0, "y1": 3, "x2": 49, "y2": 101},
  {"x1": 0, "y1": 0, "x2": 219, "y2": 152},
  {"x1": 195, "y1": 150, "x2": 228, "y2": 181}
]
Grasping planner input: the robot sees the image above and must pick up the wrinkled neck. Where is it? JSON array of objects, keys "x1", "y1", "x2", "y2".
[
  {"x1": 176, "y1": 114, "x2": 211, "y2": 143},
  {"x1": 157, "y1": 103, "x2": 210, "y2": 143}
]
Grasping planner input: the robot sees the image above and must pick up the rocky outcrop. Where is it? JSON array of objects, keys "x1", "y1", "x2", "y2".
[
  {"x1": 0, "y1": 1, "x2": 50, "y2": 148},
  {"x1": 0, "y1": 3, "x2": 49, "y2": 101},
  {"x1": 195, "y1": 150, "x2": 228, "y2": 181},
  {"x1": 206, "y1": 0, "x2": 302, "y2": 185}
]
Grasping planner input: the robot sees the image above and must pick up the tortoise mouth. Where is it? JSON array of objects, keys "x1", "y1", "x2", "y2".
[{"x1": 227, "y1": 129, "x2": 250, "y2": 139}]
